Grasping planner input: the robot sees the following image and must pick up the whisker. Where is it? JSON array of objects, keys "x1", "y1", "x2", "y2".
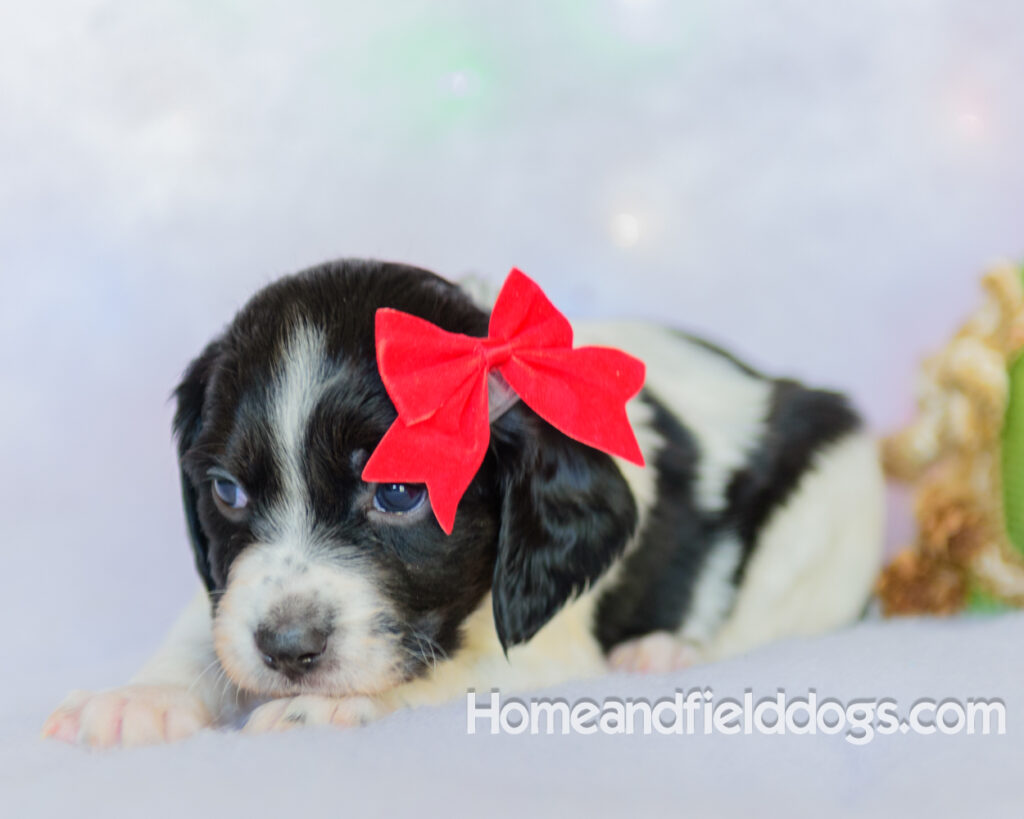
[
  {"x1": 401, "y1": 628, "x2": 448, "y2": 672},
  {"x1": 187, "y1": 658, "x2": 223, "y2": 697}
]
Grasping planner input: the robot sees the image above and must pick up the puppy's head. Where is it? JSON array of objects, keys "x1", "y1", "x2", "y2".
[{"x1": 174, "y1": 260, "x2": 636, "y2": 697}]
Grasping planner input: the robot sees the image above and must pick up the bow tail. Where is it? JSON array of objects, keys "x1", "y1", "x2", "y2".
[{"x1": 362, "y1": 369, "x2": 492, "y2": 534}]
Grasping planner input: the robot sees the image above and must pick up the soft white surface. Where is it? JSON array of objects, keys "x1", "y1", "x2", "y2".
[
  {"x1": 5, "y1": 614, "x2": 1022, "y2": 817},
  {"x1": 1, "y1": 0, "x2": 1022, "y2": 816}
]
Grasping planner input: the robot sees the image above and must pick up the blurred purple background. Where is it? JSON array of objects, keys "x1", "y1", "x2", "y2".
[{"x1": 1, "y1": 0, "x2": 1021, "y2": 724}]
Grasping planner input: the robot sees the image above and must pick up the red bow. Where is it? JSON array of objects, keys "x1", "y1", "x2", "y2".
[{"x1": 361, "y1": 268, "x2": 646, "y2": 533}]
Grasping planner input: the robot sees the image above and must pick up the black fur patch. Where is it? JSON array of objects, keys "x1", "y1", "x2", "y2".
[
  {"x1": 593, "y1": 390, "x2": 716, "y2": 652},
  {"x1": 594, "y1": 375, "x2": 862, "y2": 653},
  {"x1": 490, "y1": 406, "x2": 638, "y2": 651},
  {"x1": 725, "y1": 379, "x2": 861, "y2": 576}
]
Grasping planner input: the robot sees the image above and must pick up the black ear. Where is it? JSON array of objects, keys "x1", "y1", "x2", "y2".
[
  {"x1": 172, "y1": 340, "x2": 222, "y2": 592},
  {"x1": 490, "y1": 409, "x2": 638, "y2": 651}
]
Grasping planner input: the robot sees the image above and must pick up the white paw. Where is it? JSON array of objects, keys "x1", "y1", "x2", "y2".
[
  {"x1": 42, "y1": 685, "x2": 212, "y2": 749},
  {"x1": 243, "y1": 694, "x2": 382, "y2": 734},
  {"x1": 607, "y1": 631, "x2": 702, "y2": 673}
]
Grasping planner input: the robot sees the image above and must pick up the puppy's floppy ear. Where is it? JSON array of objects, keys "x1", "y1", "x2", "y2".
[
  {"x1": 172, "y1": 340, "x2": 222, "y2": 592},
  {"x1": 490, "y1": 408, "x2": 638, "y2": 651}
]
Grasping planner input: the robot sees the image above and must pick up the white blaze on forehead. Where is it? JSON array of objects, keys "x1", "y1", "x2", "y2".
[{"x1": 263, "y1": 323, "x2": 333, "y2": 545}]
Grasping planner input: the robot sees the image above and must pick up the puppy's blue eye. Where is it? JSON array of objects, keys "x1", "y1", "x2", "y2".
[
  {"x1": 373, "y1": 483, "x2": 426, "y2": 515},
  {"x1": 212, "y1": 477, "x2": 248, "y2": 510}
]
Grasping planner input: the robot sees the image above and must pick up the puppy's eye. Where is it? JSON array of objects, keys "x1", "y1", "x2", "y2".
[
  {"x1": 373, "y1": 483, "x2": 426, "y2": 515},
  {"x1": 212, "y1": 477, "x2": 248, "y2": 511}
]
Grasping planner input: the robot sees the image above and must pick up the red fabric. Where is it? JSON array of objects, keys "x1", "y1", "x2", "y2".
[{"x1": 362, "y1": 268, "x2": 646, "y2": 533}]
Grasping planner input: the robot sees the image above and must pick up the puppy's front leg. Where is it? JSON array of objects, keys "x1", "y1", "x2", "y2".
[{"x1": 43, "y1": 587, "x2": 247, "y2": 748}]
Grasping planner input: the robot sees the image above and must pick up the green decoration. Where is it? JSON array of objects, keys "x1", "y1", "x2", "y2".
[{"x1": 1000, "y1": 264, "x2": 1024, "y2": 560}]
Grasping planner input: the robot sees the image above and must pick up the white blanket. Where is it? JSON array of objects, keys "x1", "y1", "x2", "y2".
[{"x1": 4, "y1": 612, "x2": 1019, "y2": 818}]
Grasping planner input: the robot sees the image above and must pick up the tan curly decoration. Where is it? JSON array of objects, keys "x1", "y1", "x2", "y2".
[{"x1": 879, "y1": 263, "x2": 1024, "y2": 615}]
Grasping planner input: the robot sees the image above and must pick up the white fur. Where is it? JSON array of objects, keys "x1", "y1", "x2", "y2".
[
  {"x1": 130, "y1": 588, "x2": 245, "y2": 718},
  {"x1": 609, "y1": 395, "x2": 662, "y2": 548},
  {"x1": 704, "y1": 432, "x2": 885, "y2": 660},
  {"x1": 261, "y1": 324, "x2": 329, "y2": 545},
  {"x1": 575, "y1": 321, "x2": 772, "y2": 514},
  {"x1": 378, "y1": 592, "x2": 610, "y2": 713},
  {"x1": 679, "y1": 535, "x2": 742, "y2": 645}
]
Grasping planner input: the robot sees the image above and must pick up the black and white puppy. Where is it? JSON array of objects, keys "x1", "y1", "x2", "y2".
[{"x1": 45, "y1": 259, "x2": 884, "y2": 747}]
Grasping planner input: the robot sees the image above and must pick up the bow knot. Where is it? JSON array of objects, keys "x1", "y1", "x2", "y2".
[
  {"x1": 481, "y1": 338, "x2": 514, "y2": 367},
  {"x1": 362, "y1": 268, "x2": 646, "y2": 533}
]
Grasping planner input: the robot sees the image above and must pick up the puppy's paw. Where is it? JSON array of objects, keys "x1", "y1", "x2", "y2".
[
  {"x1": 42, "y1": 685, "x2": 212, "y2": 749},
  {"x1": 243, "y1": 694, "x2": 382, "y2": 734},
  {"x1": 607, "y1": 631, "x2": 702, "y2": 674}
]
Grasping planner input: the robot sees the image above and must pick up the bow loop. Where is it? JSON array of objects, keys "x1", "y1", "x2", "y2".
[
  {"x1": 362, "y1": 268, "x2": 646, "y2": 533},
  {"x1": 488, "y1": 268, "x2": 574, "y2": 350}
]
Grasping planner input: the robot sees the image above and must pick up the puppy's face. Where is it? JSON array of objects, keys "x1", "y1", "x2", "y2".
[{"x1": 174, "y1": 260, "x2": 636, "y2": 698}]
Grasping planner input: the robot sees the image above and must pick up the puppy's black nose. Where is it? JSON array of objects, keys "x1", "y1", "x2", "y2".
[{"x1": 255, "y1": 622, "x2": 331, "y2": 679}]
